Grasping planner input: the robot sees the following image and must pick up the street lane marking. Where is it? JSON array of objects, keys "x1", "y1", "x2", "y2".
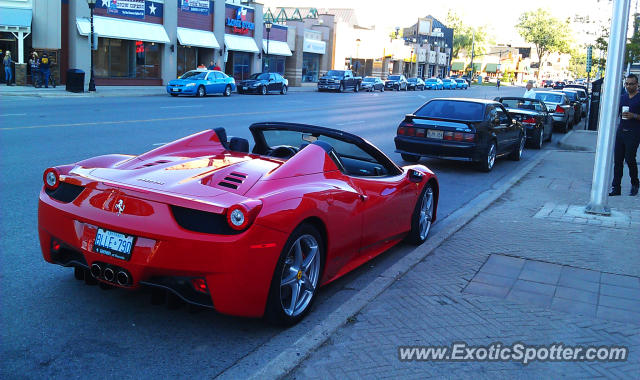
[
  {"x1": 159, "y1": 105, "x2": 202, "y2": 109},
  {"x1": 0, "y1": 113, "x2": 27, "y2": 117}
]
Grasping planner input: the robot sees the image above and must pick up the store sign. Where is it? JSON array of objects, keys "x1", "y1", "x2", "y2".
[
  {"x1": 181, "y1": 0, "x2": 210, "y2": 15},
  {"x1": 303, "y1": 39, "x2": 326, "y2": 55},
  {"x1": 107, "y1": 0, "x2": 145, "y2": 19},
  {"x1": 226, "y1": 6, "x2": 254, "y2": 35}
]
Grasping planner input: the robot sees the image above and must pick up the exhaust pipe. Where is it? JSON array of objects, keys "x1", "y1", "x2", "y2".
[
  {"x1": 116, "y1": 271, "x2": 130, "y2": 286},
  {"x1": 90, "y1": 263, "x2": 102, "y2": 278},
  {"x1": 103, "y1": 267, "x2": 115, "y2": 282}
]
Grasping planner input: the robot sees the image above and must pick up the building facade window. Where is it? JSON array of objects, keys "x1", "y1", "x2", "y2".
[
  {"x1": 302, "y1": 52, "x2": 319, "y2": 83},
  {"x1": 93, "y1": 38, "x2": 161, "y2": 79},
  {"x1": 263, "y1": 56, "x2": 285, "y2": 75},
  {"x1": 177, "y1": 45, "x2": 197, "y2": 75},
  {"x1": 232, "y1": 51, "x2": 251, "y2": 81}
]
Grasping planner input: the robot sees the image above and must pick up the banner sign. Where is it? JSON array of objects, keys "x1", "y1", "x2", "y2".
[
  {"x1": 107, "y1": 0, "x2": 146, "y2": 19},
  {"x1": 181, "y1": 0, "x2": 210, "y2": 15},
  {"x1": 226, "y1": 6, "x2": 254, "y2": 35}
]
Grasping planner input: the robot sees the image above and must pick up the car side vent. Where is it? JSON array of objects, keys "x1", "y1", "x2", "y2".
[
  {"x1": 135, "y1": 160, "x2": 171, "y2": 169},
  {"x1": 45, "y1": 182, "x2": 85, "y2": 203},
  {"x1": 170, "y1": 206, "x2": 240, "y2": 235},
  {"x1": 217, "y1": 172, "x2": 247, "y2": 190}
]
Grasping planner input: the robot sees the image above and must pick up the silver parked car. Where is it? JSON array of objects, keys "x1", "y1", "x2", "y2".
[{"x1": 534, "y1": 91, "x2": 575, "y2": 133}]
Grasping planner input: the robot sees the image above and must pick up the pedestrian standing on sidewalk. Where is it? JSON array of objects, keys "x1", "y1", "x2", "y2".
[
  {"x1": 39, "y1": 53, "x2": 51, "y2": 88},
  {"x1": 610, "y1": 73, "x2": 640, "y2": 196},
  {"x1": 29, "y1": 52, "x2": 40, "y2": 87},
  {"x1": 4, "y1": 51, "x2": 14, "y2": 86},
  {"x1": 523, "y1": 80, "x2": 536, "y2": 99},
  {"x1": 496, "y1": 78, "x2": 501, "y2": 89}
]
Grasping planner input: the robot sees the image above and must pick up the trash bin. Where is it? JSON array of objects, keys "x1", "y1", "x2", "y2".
[{"x1": 66, "y1": 69, "x2": 85, "y2": 93}]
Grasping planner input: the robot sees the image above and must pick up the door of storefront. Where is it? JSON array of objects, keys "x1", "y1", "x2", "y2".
[
  {"x1": 228, "y1": 51, "x2": 251, "y2": 81},
  {"x1": 302, "y1": 52, "x2": 319, "y2": 83},
  {"x1": 263, "y1": 55, "x2": 285, "y2": 75},
  {"x1": 177, "y1": 45, "x2": 197, "y2": 76}
]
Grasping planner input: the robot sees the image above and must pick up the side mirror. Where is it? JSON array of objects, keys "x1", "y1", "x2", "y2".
[{"x1": 408, "y1": 169, "x2": 424, "y2": 183}]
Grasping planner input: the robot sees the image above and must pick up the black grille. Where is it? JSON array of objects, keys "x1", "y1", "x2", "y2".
[
  {"x1": 217, "y1": 172, "x2": 246, "y2": 190},
  {"x1": 52, "y1": 246, "x2": 88, "y2": 267},
  {"x1": 45, "y1": 182, "x2": 85, "y2": 203},
  {"x1": 170, "y1": 206, "x2": 241, "y2": 235}
]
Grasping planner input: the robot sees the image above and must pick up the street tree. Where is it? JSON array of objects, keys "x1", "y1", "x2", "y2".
[
  {"x1": 594, "y1": 13, "x2": 640, "y2": 73},
  {"x1": 516, "y1": 9, "x2": 572, "y2": 80},
  {"x1": 568, "y1": 48, "x2": 588, "y2": 79},
  {"x1": 446, "y1": 10, "x2": 489, "y2": 59}
]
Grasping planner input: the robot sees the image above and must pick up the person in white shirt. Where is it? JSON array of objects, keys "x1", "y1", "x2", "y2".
[{"x1": 523, "y1": 80, "x2": 536, "y2": 99}]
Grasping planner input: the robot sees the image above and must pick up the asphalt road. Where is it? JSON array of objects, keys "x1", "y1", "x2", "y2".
[{"x1": 0, "y1": 85, "x2": 549, "y2": 378}]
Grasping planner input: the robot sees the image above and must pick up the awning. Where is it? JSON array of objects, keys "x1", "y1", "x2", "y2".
[
  {"x1": 485, "y1": 63, "x2": 498, "y2": 73},
  {"x1": 177, "y1": 28, "x2": 220, "y2": 49},
  {"x1": 224, "y1": 34, "x2": 259, "y2": 53},
  {"x1": 262, "y1": 40, "x2": 292, "y2": 56},
  {"x1": 450, "y1": 62, "x2": 464, "y2": 71},
  {"x1": 0, "y1": 7, "x2": 32, "y2": 32},
  {"x1": 76, "y1": 16, "x2": 170, "y2": 43}
]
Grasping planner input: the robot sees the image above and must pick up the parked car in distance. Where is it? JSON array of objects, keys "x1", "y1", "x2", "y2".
[
  {"x1": 166, "y1": 70, "x2": 235, "y2": 97},
  {"x1": 567, "y1": 88, "x2": 588, "y2": 116},
  {"x1": 441, "y1": 78, "x2": 457, "y2": 89},
  {"x1": 542, "y1": 80, "x2": 554, "y2": 88},
  {"x1": 424, "y1": 78, "x2": 443, "y2": 90},
  {"x1": 407, "y1": 77, "x2": 425, "y2": 90},
  {"x1": 237, "y1": 72, "x2": 288, "y2": 95},
  {"x1": 385, "y1": 74, "x2": 408, "y2": 91},
  {"x1": 534, "y1": 91, "x2": 575, "y2": 133},
  {"x1": 361, "y1": 77, "x2": 385, "y2": 92},
  {"x1": 557, "y1": 89, "x2": 582, "y2": 124},
  {"x1": 455, "y1": 79, "x2": 469, "y2": 89},
  {"x1": 394, "y1": 98, "x2": 525, "y2": 172},
  {"x1": 553, "y1": 81, "x2": 566, "y2": 89},
  {"x1": 495, "y1": 97, "x2": 554, "y2": 149},
  {"x1": 318, "y1": 70, "x2": 362, "y2": 92},
  {"x1": 39, "y1": 122, "x2": 439, "y2": 325}
]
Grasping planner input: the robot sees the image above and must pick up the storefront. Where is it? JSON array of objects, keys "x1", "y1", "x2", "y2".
[
  {"x1": 176, "y1": 0, "x2": 219, "y2": 74},
  {"x1": 75, "y1": 1, "x2": 169, "y2": 85},
  {"x1": 224, "y1": 4, "x2": 259, "y2": 81},
  {"x1": 301, "y1": 32, "x2": 325, "y2": 83},
  {"x1": 262, "y1": 24, "x2": 290, "y2": 75}
]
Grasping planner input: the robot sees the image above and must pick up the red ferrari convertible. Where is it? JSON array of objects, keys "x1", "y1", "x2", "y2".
[{"x1": 38, "y1": 122, "x2": 439, "y2": 325}]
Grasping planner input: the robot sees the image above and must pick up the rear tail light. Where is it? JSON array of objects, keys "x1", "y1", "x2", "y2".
[
  {"x1": 226, "y1": 200, "x2": 263, "y2": 231},
  {"x1": 522, "y1": 117, "x2": 536, "y2": 124},
  {"x1": 191, "y1": 278, "x2": 209, "y2": 294},
  {"x1": 555, "y1": 105, "x2": 565, "y2": 114},
  {"x1": 415, "y1": 128, "x2": 425, "y2": 137},
  {"x1": 444, "y1": 132, "x2": 475, "y2": 142},
  {"x1": 43, "y1": 168, "x2": 60, "y2": 191}
]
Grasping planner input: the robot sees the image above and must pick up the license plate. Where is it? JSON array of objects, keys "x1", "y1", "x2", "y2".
[
  {"x1": 93, "y1": 228, "x2": 135, "y2": 261},
  {"x1": 172, "y1": 88, "x2": 179, "y2": 92},
  {"x1": 427, "y1": 129, "x2": 444, "y2": 139}
]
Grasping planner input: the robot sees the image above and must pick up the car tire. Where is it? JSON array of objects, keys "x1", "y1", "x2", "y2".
[
  {"x1": 381, "y1": 86, "x2": 384, "y2": 92},
  {"x1": 170, "y1": 93, "x2": 178, "y2": 97},
  {"x1": 281, "y1": 85, "x2": 287, "y2": 95},
  {"x1": 406, "y1": 183, "x2": 435, "y2": 245},
  {"x1": 509, "y1": 133, "x2": 525, "y2": 161},
  {"x1": 562, "y1": 119, "x2": 569, "y2": 133},
  {"x1": 339, "y1": 83, "x2": 344, "y2": 93},
  {"x1": 532, "y1": 128, "x2": 544, "y2": 149},
  {"x1": 223, "y1": 85, "x2": 231, "y2": 97},
  {"x1": 197, "y1": 85, "x2": 206, "y2": 97},
  {"x1": 261, "y1": 86, "x2": 267, "y2": 95},
  {"x1": 354, "y1": 83, "x2": 360, "y2": 92},
  {"x1": 477, "y1": 141, "x2": 497, "y2": 172},
  {"x1": 74, "y1": 266, "x2": 85, "y2": 281},
  {"x1": 264, "y1": 223, "x2": 323, "y2": 326},
  {"x1": 546, "y1": 129, "x2": 553, "y2": 142},
  {"x1": 401, "y1": 153, "x2": 420, "y2": 162}
]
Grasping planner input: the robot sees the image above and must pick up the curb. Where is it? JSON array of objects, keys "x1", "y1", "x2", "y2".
[
  {"x1": 0, "y1": 87, "x2": 317, "y2": 98},
  {"x1": 215, "y1": 149, "x2": 552, "y2": 380}
]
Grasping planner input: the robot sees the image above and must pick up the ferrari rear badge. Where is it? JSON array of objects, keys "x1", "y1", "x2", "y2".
[{"x1": 115, "y1": 199, "x2": 125, "y2": 216}]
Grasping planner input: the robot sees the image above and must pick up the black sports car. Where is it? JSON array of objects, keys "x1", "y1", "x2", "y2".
[
  {"x1": 394, "y1": 98, "x2": 525, "y2": 172},
  {"x1": 237, "y1": 72, "x2": 288, "y2": 95},
  {"x1": 495, "y1": 97, "x2": 553, "y2": 149}
]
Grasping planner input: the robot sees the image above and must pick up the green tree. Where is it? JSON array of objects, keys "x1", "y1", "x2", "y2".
[
  {"x1": 593, "y1": 13, "x2": 640, "y2": 72},
  {"x1": 446, "y1": 10, "x2": 488, "y2": 59},
  {"x1": 568, "y1": 48, "x2": 588, "y2": 79},
  {"x1": 516, "y1": 9, "x2": 572, "y2": 80}
]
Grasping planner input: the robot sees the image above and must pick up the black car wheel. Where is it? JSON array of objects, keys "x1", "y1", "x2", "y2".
[
  {"x1": 561, "y1": 119, "x2": 569, "y2": 133},
  {"x1": 380, "y1": 86, "x2": 384, "y2": 92},
  {"x1": 265, "y1": 223, "x2": 323, "y2": 326},
  {"x1": 532, "y1": 128, "x2": 544, "y2": 149},
  {"x1": 406, "y1": 183, "x2": 435, "y2": 245},
  {"x1": 223, "y1": 85, "x2": 231, "y2": 97},
  {"x1": 354, "y1": 83, "x2": 360, "y2": 92},
  {"x1": 478, "y1": 141, "x2": 497, "y2": 172},
  {"x1": 401, "y1": 153, "x2": 420, "y2": 162},
  {"x1": 197, "y1": 86, "x2": 206, "y2": 97},
  {"x1": 261, "y1": 86, "x2": 267, "y2": 95},
  {"x1": 170, "y1": 93, "x2": 178, "y2": 97},
  {"x1": 509, "y1": 134, "x2": 525, "y2": 161},
  {"x1": 281, "y1": 85, "x2": 287, "y2": 95}
]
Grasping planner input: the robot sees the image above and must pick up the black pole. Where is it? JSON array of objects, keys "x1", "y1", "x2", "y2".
[
  {"x1": 266, "y1": 28, "x2": 270, "y2": 72},
  {"x1": 88, "y1": 4, "x2": 96, "y2": 92}
]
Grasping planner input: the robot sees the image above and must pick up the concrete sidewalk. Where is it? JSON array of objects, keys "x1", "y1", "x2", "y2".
[
  {"x1": 282, "y1": 132, "x2": 640, "y2": 379},
  {"x1": 217, "y1": 129, "x2": 639, "y2": 379},
  {"x1": 0, "y1": 84, "x2": 318, "y2": 97}
]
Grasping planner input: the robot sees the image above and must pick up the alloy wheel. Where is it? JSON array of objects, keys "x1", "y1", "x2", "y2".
[
  {"x1": 419, "y1": 187, "x2": 434, "y2": 240},
  {"x1": 279, "y1": 234, "x2": 320, "y2": 317},
  {"x1": 487, "y1": 143, "x2": 496, "y2": 169}
]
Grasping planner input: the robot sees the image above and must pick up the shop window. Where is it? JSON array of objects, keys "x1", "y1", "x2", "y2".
[
  {"x1": 177, "y1": 45, "x2": 196, "y2": 76},
  {"x1": 302, "y1": 52, "x2": 319, "y2": 83},
  {"x1": 232, "y1": 52, "x2": 251, "y2": 81},
  {"x1": 93, "y1": 38, "x2": 161, "y2": 79},
  {"x1": 263, "y1": 56, "x2": 285, "y2": 75}
]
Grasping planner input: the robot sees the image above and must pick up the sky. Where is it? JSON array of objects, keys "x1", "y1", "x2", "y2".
[{"x1": 261, "y1": 0, "x2": 628, "y2": 44}]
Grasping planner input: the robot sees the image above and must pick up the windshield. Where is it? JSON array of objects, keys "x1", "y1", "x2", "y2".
[
  {"x1": 500, "y1": 99, "x2": 545, "y2": 111},
  {"x1": 407, "y1": 78, "x2": 417, "y2": 82},
  {"x1": 249, "y1": 73, "x2": 270, "y2": 80},
  {"x1": 388, "y1": 75, "x2": 401, "y2": 80},
  {"x1": 426, "y1": 79, "x2": 438, "y2": 83},
  {"x1": 455, "y1": 79, "x2": 465, "y2": 83},
  {"x1": 326, "y1": 70, "x2": 345, "y2": 77},
  {"x1": 415, "y1": 100, "x2": 484, "y2": 121},
  {"x1": 535, "y1": 93, "x2": 563, "y2": 103},
  {"x1": 563, "y1": 91, "x2": 577, "y2": 100},
  {"x1": 363, "y1": 77, "x2": 375, "y2": 82},
  {"x1": 180, "y1": 71, "x2": 207, "y2": 80}
]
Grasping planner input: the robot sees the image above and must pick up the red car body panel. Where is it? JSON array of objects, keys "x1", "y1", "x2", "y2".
[{"x1": 38, "y1": 126, "x2": 438, "y2": 318}]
